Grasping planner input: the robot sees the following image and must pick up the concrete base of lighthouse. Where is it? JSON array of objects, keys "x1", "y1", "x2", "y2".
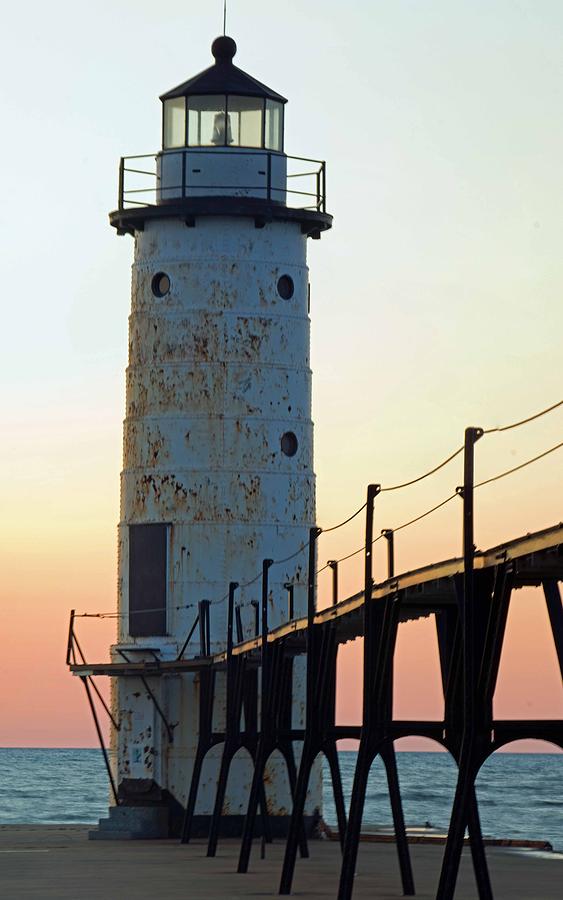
[
  {"x1": 90, "y1": 810, "x2": 322, "y2": 841},
  {"x1": 90, "y1": 798, "x2": 322, "y2": 841}
]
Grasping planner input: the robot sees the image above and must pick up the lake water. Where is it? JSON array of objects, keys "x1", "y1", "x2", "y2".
[{"x1": 0, "y1": 749, "x2": 561, "y2": 851}]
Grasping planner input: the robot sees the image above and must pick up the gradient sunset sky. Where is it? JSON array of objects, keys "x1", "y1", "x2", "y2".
[{"x1": 1, "y1": 0, "x2": 562, "y2": 750}]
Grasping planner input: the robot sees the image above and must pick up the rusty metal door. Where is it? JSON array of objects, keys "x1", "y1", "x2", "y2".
[{"x1": 129, "y1": 524, "x2": 167, "y2": 636}]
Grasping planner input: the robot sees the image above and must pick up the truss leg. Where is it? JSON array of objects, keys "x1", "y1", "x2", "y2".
[
  {"x1": 180, "y1": 747, "x2": 206, "y2": 844},
  {"x1": 543, "y1": 580, "x2": 563, "y2": 679},
  {"x1": 207, "y1": 743, "x2": 234, "y2": 857},
  {"x1": 238, "y1": 744, "x2": 267, "y2": 873},
  {"x1": 381, "y1": 742, "x2": 415, "y2": 896},
  {"x1": 282, "y1": 744, "x2": 309, "y2": 859},
  {"x1": 436, "y1": 745, "x2": 490, "y2": 900},
  {"x1": 279, "y1": 743, "x2": 315, "y2": 895},
  {"x1": 325, "y1": 742, "x2": 347, "y2": 851},
  {"x1": 337, "y1": 740, "x2": 372, "y2": 900},
  {"x1": 467, "y1": 785, "x2": 493, "y2": 900},
  {"x1": 258, "y1": 775, "x2": 273, "y2": 845}
]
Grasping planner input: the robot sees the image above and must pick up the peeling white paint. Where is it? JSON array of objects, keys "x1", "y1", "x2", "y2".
[{"x1": 112, "y1": 215, "x2": 320, "y2": 817}]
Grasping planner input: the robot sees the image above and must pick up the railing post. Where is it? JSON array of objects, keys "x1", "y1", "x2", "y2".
[
  {"x1": 306, "y1": 527, "x2": 322, "y2": 723},
  {"x1": 267, "y1": 151, "x2": 272, "y2": 201},
  {"x1": 251, "y1": 599, "x2": 260, "y2": 638},
  {"x1": 363, "y1": 484, "x2": 381, "y2": 723},
  {"x1": 456, "y1": 426, "x2": 483, "y2": 728},
  {"x1": 284, "y1": 582, "x2": 295, "y2": 621},
  {"x1": 322, "y1": 161, "x2": 326, "y2": 213},
  {"x1": 436, "y1": 425, "x2": 490, "y2": 900},
  {"x1": 307, "y1": 527, "x2": 322, "y2": 627},
  {"x1": 261, "y1": 560, "x2": 274, "y2": 709},
  {"x1": 327, "y1": 560, "x2": 339, "y2": 606},
  {"x1": 227, "y1": 582, "x2": 239, "y2": 657},
  {"x1": 66, "y1": 609, "x2": 76, "y2": 666},
  {"x1": 235, "y1": 604, "x2": 244, "y2": 644},
  {"x1": 382, "y1": 529, "x2": 395, "y2": 579},
  {"x1": 198, "y1": 600, "x2": 211, "y2": 656},
  {"x1": 261, "y1": 559, "x2": 273, "y2": 640},
  {"x1": 118, "y1": 157, "x2": 124, "y2": 211}
]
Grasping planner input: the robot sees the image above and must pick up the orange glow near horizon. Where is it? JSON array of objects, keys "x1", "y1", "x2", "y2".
[
  {"x1": 2, "y1": 530, "x2": 560, "y2": 751},
  {"x1": 1, "y1": 394, "x2": 561, "y2": 750}
]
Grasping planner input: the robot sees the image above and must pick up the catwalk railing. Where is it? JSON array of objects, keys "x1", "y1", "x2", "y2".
[
  {"x1": 117, "y1": 150, "x2": 326, "y2": 212},
  {"x1": 67, "y1": 399, "x2": 563, "y2": 900}
]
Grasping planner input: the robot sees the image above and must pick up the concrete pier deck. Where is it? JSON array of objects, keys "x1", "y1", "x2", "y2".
[{"x1": 0, "y1": 826, "x2": 560, "y2": 899}]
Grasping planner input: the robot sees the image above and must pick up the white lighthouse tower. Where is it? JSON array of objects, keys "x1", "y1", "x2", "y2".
[{"x1": 102, "y1": 35, "x2": 332, "y2": 839}]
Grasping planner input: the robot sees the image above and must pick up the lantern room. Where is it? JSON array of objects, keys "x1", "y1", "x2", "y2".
[
  {"x1": 157, "y1": 36, "x2": 288, "y2": 202},
  {"x1": 161, "y1": 36, "x2": 285, "y2": 152},
  {"x1": 110, "y1": 35, "x2": 331, "y2": 238}
]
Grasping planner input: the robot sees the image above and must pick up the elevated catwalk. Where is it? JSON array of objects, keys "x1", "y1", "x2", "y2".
[{"x1": 68, "y1": 516, "x2": 563, "y2": 900}]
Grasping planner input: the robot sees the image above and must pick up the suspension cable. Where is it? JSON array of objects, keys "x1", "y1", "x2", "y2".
[
  {"x1": 75, "y1": 402, "x2": 563, "y2": 621},
  {"x1": 393, "y1": 492, "x2": 458, "y2": 532},
  {"x1": 484, "y1": 399, "x2": 563, "y2": 434},
  {"x1": 323, "y1": 501, "x2": 367, "y2": 532},
  {"x1": 272, "y1": 540, "x2": 309, "y2": 566},
  {"x1": 380, "y1": 445, "x2": 464, "y2": 492},
  {"x1": 475, "y1": 440, "x2": 563, "y2": 488}
]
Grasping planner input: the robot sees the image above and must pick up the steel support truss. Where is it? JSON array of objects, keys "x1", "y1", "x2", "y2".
[{"x1": 68, "y1": 470, "x2": 563, "y2": 899}]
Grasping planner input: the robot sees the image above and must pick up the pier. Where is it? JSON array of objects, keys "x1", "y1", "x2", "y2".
[
  {"x1": 68, "y1": 420, "x2": 563, "y2": 899},
  {"x1": 1, "y1": 827, "x2": 562, "y2": 899}
]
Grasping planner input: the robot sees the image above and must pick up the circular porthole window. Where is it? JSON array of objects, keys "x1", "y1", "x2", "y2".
[
  {"x1": 281, "y1": 431, "x2": 298, "y2": 457},
  {"x1": 151, "y1": 272, "x2": 171, "y2": 297},
  {"x1": 277, "y1": 275, "x2": 294, "y2": 300}
]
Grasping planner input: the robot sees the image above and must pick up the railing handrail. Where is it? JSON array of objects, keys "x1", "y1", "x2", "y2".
[
  {"x1": 123, "y1": 184, "x2": 319, "y2": 198},
  {"x1": 122, "y1": 149, "x2": 324, "y2": 165},
  {"x1": 116, "y1": 147, "x2": 326, "y2": 214}
]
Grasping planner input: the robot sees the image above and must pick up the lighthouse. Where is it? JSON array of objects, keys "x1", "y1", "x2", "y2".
[{"x1": 103, "y1": 35, "x2": 332, "y2": 838}]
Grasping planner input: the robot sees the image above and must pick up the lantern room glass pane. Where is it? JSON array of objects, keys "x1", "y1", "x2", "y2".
[
  {"x1": 187, "y1": 95, "x2": 228, "y2": 146},
  {"x1": 163, "y1": 98, "x2": 186, "y2": 149},
  {"x1": 227, "y1": 96, "x2": 264, "y2": 148},
  {"x1": 265, "y1": 100, "x2": 283, "y2": 151}
]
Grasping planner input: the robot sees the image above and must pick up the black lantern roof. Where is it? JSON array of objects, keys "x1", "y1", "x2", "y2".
[{"x1": 160, "y1": 36, "x2": 287, "y2": 104}]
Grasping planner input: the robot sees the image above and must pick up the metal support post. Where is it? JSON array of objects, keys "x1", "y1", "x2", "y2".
[
  {"x1": 338, "y1": 484, "x2": 381, "y2": 900},
  {"x1": 543, "y1": 580, "x2": 563, "y2": 679},
  {"x1": 180, "y1": 647, "x2": 217, "y2": 843},
  {"x1": 88, "y1": 677, "x2": 120, "y2": 732},
  {"x1": 207, "y1": 582, "x2": 238, "y2": 857},
  {"x1": 81, "y1": 676, "x2": 119, "y2": 806},
  {"x1": 261, "y1": 559, "x2": 273, "y2": 696},
  {"x1": 237, "y1": 561, "x2": 274, "y2": 872},
  {"x1": 177, "y1": 611, "x2": 200, "y2": 661},
  {"x1": 118, "y1": 157, "x2": 124, "y2": 211},
  {"x1": 437, "y1": 426, "x2": 492, "y2": 900},
  {"x1": 284, "y1": 582, "x2": 295, "y2": 621},
  {"x1": 380, "y1": 740, "x2": 415, "y2": 896},
  {"x1": 251, "y1": 599, "x2": 260, "y2": 638},
  {"x1": 198, "y1": 600, "x2": 211, "y2": 656},
  {"x1": 328, "y1": 560, "x2": 339, "y2": 606},
  {"x1": 66, "y1": 610, "x2": 76, "y2": 666},
  {"x1": 235, "y1": 605, "x2": 244, "y2": 644},
  {"x1": 306, "y1": 528, "x2": 322, "y2": 708},
  {"x1": 280, "y1": 618, "x2": 347, "y2": 895},
  {"x1": 362, "y1": 485, "x2": 380, "y2": 721},
  {"x1": 382, "y1": 529, "x2": 394, "y2": 579},
  {"x1": 139, "y1": 676, "x2": 176, "y2": 743}
]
